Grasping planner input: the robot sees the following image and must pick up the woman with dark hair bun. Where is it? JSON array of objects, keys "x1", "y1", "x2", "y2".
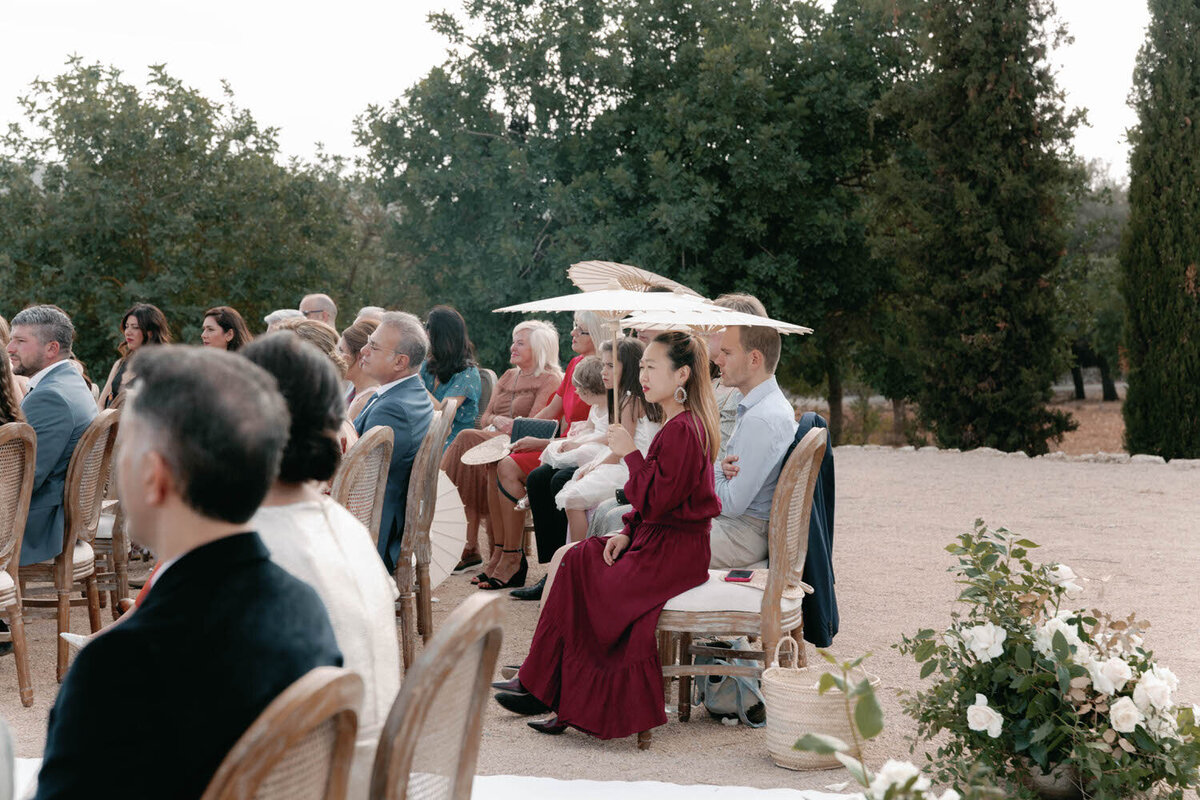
[
  {"x1": 98, "y1": 303, "x2": 172, "y2": 409},
  {"x1": 419, "y1": 305, "x2": 481, "y2": 447},
  {"x1": 200, "y1": 305, "x2": 252, "y2": 352},
  {"x1": 242, "y1": 333, "x2": 400, "y2": 799}
]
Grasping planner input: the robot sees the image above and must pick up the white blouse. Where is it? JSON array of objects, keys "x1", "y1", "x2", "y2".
[{"x1": 253, "y1": 496, "x2": 401, "y2": 800}]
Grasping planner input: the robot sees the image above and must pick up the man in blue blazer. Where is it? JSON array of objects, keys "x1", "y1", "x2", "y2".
[
  {"x1": 354, "y1": 311, "x2": 434, "y2": 572},
  {"x1": 6, "y1": 306, "x2": 98, "y2": 565}
]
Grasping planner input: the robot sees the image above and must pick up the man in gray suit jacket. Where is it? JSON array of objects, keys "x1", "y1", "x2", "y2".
[
  {"x1": 353, "y1": 311, "x2": 433, "y2": 572},
  {"x1": 6, "y1": 306, "x2": 98, "y2": 566}
]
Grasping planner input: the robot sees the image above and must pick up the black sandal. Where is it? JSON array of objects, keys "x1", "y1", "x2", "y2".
[{"x1": 478, "y1": 550, "x2": 528, "y2": 590}]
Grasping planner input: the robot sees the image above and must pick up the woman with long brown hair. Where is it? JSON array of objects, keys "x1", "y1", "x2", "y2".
[
  {"x1": 492, "y1": 331, "x2": 721, "y2": 740},
  {"x1": 200, "y1": 306, "x2": 252, "y2": 351},
  {"x1": 98, "y1": 303, "x2": 173, "y2": 409},
  {"x1": 0, "y1": 318, "x2": 25, "y2": 425}
]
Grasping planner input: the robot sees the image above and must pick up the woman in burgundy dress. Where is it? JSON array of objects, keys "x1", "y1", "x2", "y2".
[{"x1": 492, "y1": 331, "x2": 722, "y2": 740}]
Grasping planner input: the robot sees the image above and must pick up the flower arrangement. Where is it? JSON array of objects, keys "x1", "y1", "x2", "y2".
[
  {"x1": 792, "y1": 653, "x2": 1000, "y2": 800},
  {"x1": 896, "y1": 521, "x2": 1200, "y2": 798}
]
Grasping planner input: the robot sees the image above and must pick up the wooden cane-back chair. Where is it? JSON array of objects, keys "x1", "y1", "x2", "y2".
[
  {"x1": 645, "y1": 426, "x2": 828, "y2": 748},
  {"x1": 370, "y1": 593, "x2": 503, "y2": 800},
  {"x1": 474, "y1": 369, "x2": 497, "y2": 427},
  {"x1": 395, "y1": 400, "x2": 457, "y2": 669},
  {"x1": 0, "y1": 423, "x2": 37, "y2": 706},
  {"x1": 330, "y1": 426, "x2": 395, "y2": 535},
  {"x1": 200, "y1": 667, "x2": 363, "y2": 800},
  {"x1": 20, "y1": 409, "x2": 118, "y2": 681}
]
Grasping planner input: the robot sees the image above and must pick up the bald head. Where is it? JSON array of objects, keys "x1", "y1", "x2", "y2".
[{"x1": 299, "y1": 293, "x2": 338, "y2": 327}]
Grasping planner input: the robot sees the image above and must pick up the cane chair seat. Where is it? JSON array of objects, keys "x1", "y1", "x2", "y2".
[{"x1": 662, "y1": 570, "x2": 808, "y2": 624}]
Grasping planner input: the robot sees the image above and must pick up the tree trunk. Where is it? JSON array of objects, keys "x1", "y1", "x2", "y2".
[
  {"x1": 891, "y1": 397, "x2": 906, "y2": 444},
  {"x1": 826, "y1": 358, "x2": 844, "y2": 446}
]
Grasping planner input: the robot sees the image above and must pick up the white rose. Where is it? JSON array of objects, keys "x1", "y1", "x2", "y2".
[
  {"x1": 1087, "y1": 656, "x2": 1133, "y2": 695},
  {"x1": 1048, "y1": 564, "x2": 1083, "y2": 598},
  {"x1": 1133, "y1": 671, "x2": 1174, "y2": 712},
  {"x1": 1033, "y1": 613, "x2": 1083, "y2": 659},
  {"x1": 1110, "y1": 696, "x2": 1144, "y2": 733},
  {"x1": 867, "y1": 759, "x2": 930, "y2": 799},
  {"x1": 1146, "y1": 711, "x2": 1180, "y2": 741},
  {"x1": 1151, "y1": 665, "x2": 1180, "y2": 693},
  {"x1": 966, "y1": 693, "x2": 1004, "y2": 739},
  {"x1": 961, "y1": 622, "x2": 1007, "y2": 662}
]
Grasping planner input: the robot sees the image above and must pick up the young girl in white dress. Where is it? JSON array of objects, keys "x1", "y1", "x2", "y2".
[
  {"x1": 555, "y1": 337, "x2": 662, "y2": 541},
  {"x1": 538, "y1": 355, "x2": 609, "y2": 471}
]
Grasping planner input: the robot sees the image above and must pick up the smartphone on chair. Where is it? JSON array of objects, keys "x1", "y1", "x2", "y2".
[{"x1": 724, "y1": 570, "x2": 754, "y2": 583}]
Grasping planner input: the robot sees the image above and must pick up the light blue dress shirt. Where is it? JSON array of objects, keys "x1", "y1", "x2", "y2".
[{"x1": 712, "y1": 376, "x2": 797, "y2": 520}]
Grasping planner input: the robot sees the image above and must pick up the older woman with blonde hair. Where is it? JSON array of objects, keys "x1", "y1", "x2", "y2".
[{"x1": 442, "y1": 319, "x2": 563, "y2": 572}]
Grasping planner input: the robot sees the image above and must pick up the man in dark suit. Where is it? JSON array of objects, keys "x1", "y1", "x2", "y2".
[
  {"x1": 35, "y1": 347, "x2": 343, "y2": 800},
  {"x1": 354, "y1": 311, "x2": 434, "y2": 572},
  {"x1": 5, "y1": 306, "x2": 98, "y2": 565}
]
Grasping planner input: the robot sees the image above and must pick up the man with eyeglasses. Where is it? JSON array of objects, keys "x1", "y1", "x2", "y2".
[
  {"x1": 354, "y1": 311, "x2": 434, "y2": 571},
  {"x1": 298, "y1": 293, "x2": 338, "y2": 328}
]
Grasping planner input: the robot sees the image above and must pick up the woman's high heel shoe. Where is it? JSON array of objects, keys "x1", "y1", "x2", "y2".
[{"x1": 478, "y1": 551, "x2": 528, "y2": 591}]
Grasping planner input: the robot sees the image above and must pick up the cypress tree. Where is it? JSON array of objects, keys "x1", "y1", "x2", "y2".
[
  {"x1": 1120, "y1": 0, "x2": 1200, "y2": 458},
  {"x1": 886, "y1": 0, "x2": 1081, "y2": 454}
]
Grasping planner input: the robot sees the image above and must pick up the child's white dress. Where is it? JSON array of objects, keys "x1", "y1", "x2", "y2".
[
  {"x1": 554, "y1": 415, "x2": 661, "y2": 510},
  {"x1": 539, "y1": 405, "x2": 609, "y2": 470}
]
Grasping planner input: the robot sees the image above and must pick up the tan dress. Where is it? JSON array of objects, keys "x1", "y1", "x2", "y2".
[{"x1": 441, "y1": 367, "x2": 560, "y2": 517}]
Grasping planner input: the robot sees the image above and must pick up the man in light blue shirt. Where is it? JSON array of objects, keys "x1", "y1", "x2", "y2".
[{"x1": 710, "y1": 319, "x2": 797, "y2": 568}]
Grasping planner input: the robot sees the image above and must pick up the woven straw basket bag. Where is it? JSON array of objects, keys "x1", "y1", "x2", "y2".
[{"x1": 762, "y1": 636, "x2": 881, "y2": 770}]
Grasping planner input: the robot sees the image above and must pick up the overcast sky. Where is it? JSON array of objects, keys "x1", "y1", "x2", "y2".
[{"x1": 2, "y1": 0, "x2": 1148, "y2": 181}]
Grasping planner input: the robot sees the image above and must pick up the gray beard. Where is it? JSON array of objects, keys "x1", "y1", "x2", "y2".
[{"x1": 11, "y1": 356, "x2": 44, "y2": 378}]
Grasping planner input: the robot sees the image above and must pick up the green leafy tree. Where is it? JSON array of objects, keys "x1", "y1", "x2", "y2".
[
  {"x1": 1120, "y1": 0, "x2": 1200, "y2": 458},
  {"x1": 0, "y1": 59, "x2": 363, "y2": 373},
  {"x1": 358, "y1": 0, "x2": 908, "y2": 441},
  {"x1": 876, "y1": 0, "x2": 1082, "y2": 455}
]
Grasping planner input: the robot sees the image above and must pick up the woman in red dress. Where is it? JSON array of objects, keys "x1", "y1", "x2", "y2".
[
  {"x1": 476, "y1": 312, "x2": 604, "y2": 590},
  {"x1": 492, "y1": 331, "x2": 722, "y2": 740}
]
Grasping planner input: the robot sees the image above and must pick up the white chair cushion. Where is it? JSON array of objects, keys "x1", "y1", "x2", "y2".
[
  {"x1": 96, "y1": 514, "x2": 114, "y2": 540},
  {"x1": 663, "y1": 569, "x2": 804, "y2": 615},
  {"x1": 0, "y1": 569, "x2": 15, "y2": 606}
]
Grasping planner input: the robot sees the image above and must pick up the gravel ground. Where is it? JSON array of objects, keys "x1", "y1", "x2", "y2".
[{"x1": 2, "y1": 446, "x2": 1197, "y2": 794}]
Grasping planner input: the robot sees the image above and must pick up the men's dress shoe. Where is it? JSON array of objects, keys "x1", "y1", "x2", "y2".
[
  {"x1": 494, "y1": 691, "x2": 549, "y2": 716},
  {"x1": 0, "y1": 642, "x2": 12, "y2": 657},
  {"x1": 510, "y1": 576, "x2": 545, "y2": 601},
  {"x1": 490, "y1": 676, "x2": 523, "y2": 693}
]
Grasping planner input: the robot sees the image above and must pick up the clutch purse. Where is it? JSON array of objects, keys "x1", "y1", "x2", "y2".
[{"x1": 510, "y1": 417, "x2": 559, "y2": 442}]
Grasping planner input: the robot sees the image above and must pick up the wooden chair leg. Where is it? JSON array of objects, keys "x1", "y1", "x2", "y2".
[
  {"x1": 416, "y1": 564, "x2": 432, "y2": 642},
  {"x1": 789, "y1": 627, "x2": 807, "y2": 667},
  {"x1": 56, "y1": 589, "x2": 70, "y2": 682},
  {"x1": 657, "y1": 631, "x2": 674, "y2": 700},
  {"x1": 678, "y1": 632, "x2": 692, "y2": 722},
  {"x1": 5, "y1": 604, "x2": 33, "y2": 707},
  {"x1": 399, "y1": 593, "x2": 417, "y2": 670},
  {"x1": 637, "y1": 730, "x2": 652, "y2": 750},
  {"x1": 85, "y1": 575, "x2": 102, "y2": 633}
]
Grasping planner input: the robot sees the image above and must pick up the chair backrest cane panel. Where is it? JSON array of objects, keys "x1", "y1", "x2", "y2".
[
  {"x1": 401, "y1": 401, "x2": 456, "y2": 570},
  {"x1": 0, "y1": 423, "x2": 36, "y2": 577},
  {"x1": 331, "y1": 425, "x2": 395, "y2": 535},
  {"x1": 370, "y1": 594, "x2": 504, "y2": 800},
  {"x1": 762, "y1": 427, "x2": 827, "y2": 620},
  {"x1": 200, "y1": 667, "x2": 363, "y2": 800},
  {"x1": 65, "y1": 409, "x2": 120, "y2": 547}
]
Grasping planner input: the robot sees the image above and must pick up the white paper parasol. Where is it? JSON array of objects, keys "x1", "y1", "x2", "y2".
[
  {"x1": 496, "y1": 287, "x2": 718, "y2": 421},
  {"x1": 568, "y1": 260, "x2": 702, "y2": 296},
  {"x1": 621, "y1": 308, "x2": 813, "y2": 336},
  {"x1": 428, "y1": 470, "x2": 469, "y2": 589}
]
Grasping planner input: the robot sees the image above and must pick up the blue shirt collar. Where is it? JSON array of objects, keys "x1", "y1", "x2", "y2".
[{"x1": 736, "y1": 375, "x2": 781, "y2": 415}]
